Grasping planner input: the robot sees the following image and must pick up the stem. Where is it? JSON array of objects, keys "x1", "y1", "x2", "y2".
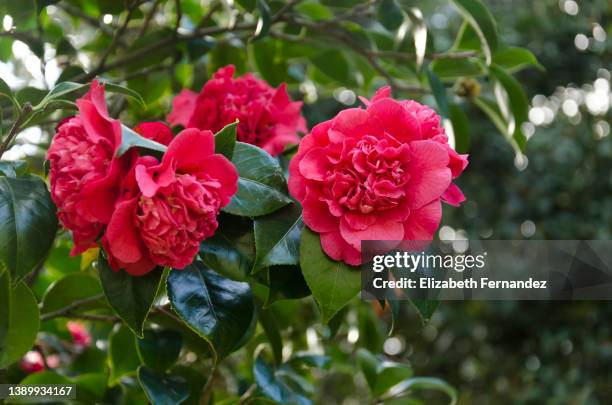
[
  {"x1": 200, "y1": 359, "x2": 218, "y2": 405},
  {"x1": 39, "y1": 293, "x2": 106, "y2": 322},
  {"x1": 0, "y1": 103, "x2": 33, "y2": 158}
]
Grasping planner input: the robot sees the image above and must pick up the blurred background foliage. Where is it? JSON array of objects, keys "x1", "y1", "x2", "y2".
[{"x1": 0, "y1": 0, "x2": 611, "y2": 403}]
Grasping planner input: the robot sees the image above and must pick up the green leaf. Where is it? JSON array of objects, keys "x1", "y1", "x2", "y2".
[
  {"x1": 374, "y1": 362, "x2": 413, "y2": 397},
  {"x1": 288, "y1": 353, "x2": 331, "y2": 369},
  {"x1": 493, "y1": 46, "x2": 543, "y2": 73},
  {"x1": 116, "y1": 124, "x2": 168, "y2": 157},
  {"x1": 409, "y1": 299, "x2": 439, "y2": 323},
  {"x1": 214, "y1": 120, "x2": 238, "y2": 161},
  {"x1": 451, "y1": 0, "x2": 498, "y2": 63},
  {"x1": 41, "y1": 273, "x2": 104, "y2": 315},
  {"x1": 0, "y1": 76, "x2": 18, "y2": 109},
  {"x1": 254, "y1": 355, "x2": 311, "y2": 405},
  {"x1": 430, "y1": 58, "x2": 485, "y2": 80},
  {"x1": 266, "y1": 265, "x2": 311, "y2": 305},
  {"x1": 223, "y1": 142, "x2": 292, "y2": 217},
  {"x1": 259, "y1": 308, "x2": 283, "y2": 366},
  {"x1": 98, "y1": 254, "x2": 163, "y2": 338},
  {"x1": 250, "y1": 39, "x2": 289, "y2": 87},
  {"x1": 356, "y1": 348, "x2": 379, "y2": 392},
  {"x1": 0, "y1": 174, "x2": 58, "y2": 282},
  {"x1": 138, "y1": 366, "x2": 190, "y2": 405},
  {"x1": 0, "y1": 160, "x2": 27, "y2": 178},
  {"x1": 253, "y1": 204, "x2": 303, "y2": 273},
  {"x1": 472, "y1": 96, "x2": 508, "y2": 137},
  {"x1": 299, "y1": 228, "x2": 360, "y2": 324},
  {"x1": 253, "y1": 0, "x2": 271, "y2": 41},
  {"x1": 449, "y1": 104, "x2": 470, "y2": 154},
  {"x1": 109, "y1": 324, "x2": 141, "y2": 385},
  {"x1": 104, "y1": 82, "x2": 147, "y2": 109},
  {"x1": 137, "y1": 329, "x2": 183, "y2": 371},
  {"x1": 295, "y1": 1, "x2": 333, "y2": 21},
  {"x1": 426, "y1": 68, "x2": 449, "y2": 118},
  {"x1": 311, "y1": 50, "x2": 351, "y2": 83},
  {"x1": 489, "y1": 64, "x2": 528, "y2": 151},
  {"x1": 34, "y1": 81, "x2": 85, "y2": 110},
  {"x1": 17, "y1": 372, "x2": 107, "y2": 404},
  {"x1": 377, "y1": 0, "x2": 403, "y2": 31},
  {"x1": 167, "y1": 262, "x2": 255, "y2": 358},
  {"x1": 199, "y1": 214, "x2": 255, "y2": 280},
  {"x1": 381, "y1": 377, "x2": 458, "y2": 405},
  {"x1": 170, "y1": 365, "x2": 207, "y2": 405},
  {"x1": 0, "y1": 269, "x2": 10, "y2": 356},
  {"x1": 16, "y1": 87, "x2": 47, "y2": 106},
  {"x1": 0, "y1": 282, "x2": 40, "y2": 368}
]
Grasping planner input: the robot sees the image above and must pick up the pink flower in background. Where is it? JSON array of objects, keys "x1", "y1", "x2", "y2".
[
  {"x1": 67, "y1": 321, "x2": 92, "y2": 350},
  {"x1": 134, "y1": 121, "x2": 174, "y2": 146},
  {"x1": 104, "y1": 129, "x2": 238, "y2": 275},
  {"x1": 289, "y1": 87, "x2": 468, "y2": 265},
  {"x1": 47, "y1": 80, "x2": 127, "y2": 255},
  {"x1": 168, "y1": 65, "x2": 307, "y2": 156},
  {"x1": 19, "y1": 351, "x2": 44, "y2": 374}
]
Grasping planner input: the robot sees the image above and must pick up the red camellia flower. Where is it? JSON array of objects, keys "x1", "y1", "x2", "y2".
[
  {"x1": 167, "y1": 65, "x2": 307, "y2": 156},
  {"x1": 103, "y1": 129, "x2": 238, "y2": 275},
  {"x1": 288, "y1": 87, "x2": 468, "y2": 265},
  {"x1": 47, "y1": 80, "x2": 127, "y2": 255},
  {"x1": 134, "y1": 121, "x2": 174, "y2": 146},
  {"x1": 67, "y1": 321, "x2": 92, "y2": 350},
  {"x1": 19, "y1": 351, "x2": 45, "y2": 374}
]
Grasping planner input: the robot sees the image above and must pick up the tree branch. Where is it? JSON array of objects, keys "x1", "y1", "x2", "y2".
[
  {"x1": 0, "y1": 103, "x2": 33, "y2": 158},
  {"x1": 39, "y1": 293, "x2": 107, "y2": 322}
]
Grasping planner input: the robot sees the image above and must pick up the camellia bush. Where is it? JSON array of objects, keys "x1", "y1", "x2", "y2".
[{"x1": 0, "y1": 0, "x2": 540, "y2": 403}]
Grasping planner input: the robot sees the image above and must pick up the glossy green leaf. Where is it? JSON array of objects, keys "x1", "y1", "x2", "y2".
[
  {"x1": 493, "y1": 46, "x2": 543, "y2": 73},
  {"x1": 214, "y1": 120, "x2": 238, "y2": 161},
  {"x1": 295, "y1": 1, "x2": 333, "y2": 21},
  {"x1": 0, "y1": 160, "x2": 27, "y2": 178},
  {"x1": 109, "y1": 324, "x2": 141, "y2": 385},
  {"x1": 426, "y1": 68, "x2": 449, "y2": 117},
  {"x1": 0, "y1": 174, "x2": 58, "y2": 282},
  {"x1": 223, "y1": 142, "x2": 292, "y2": 217},
  {"x1": 98, "y1": 255, "x2": 163, "y2": 338},
  {"x1": 41, "y1": 273, "x2": 104, "y2": 315},
  {"x1": 472, "y1": 96, "x2": 508, "y2": 137},
  {"x1": 137, "y1": 329, "x2": 183, "y2": 371},
  {"x1": 116, "y1": 124, "x2": 168, "y2": 157},
  {"x1": 311, "y1": 50, "x2": 351, "y2": 83},
  {"x1": 0, "y1": 282, "x2": 40, "y2": 368},
  {"x1": 104, "y1": 82, "x2": 147, "y2": 109},
  {"x1": 170, "y1": 365, "x2": 208, "y2": 405},
  {"x1": 199, "y1": 214, "x2": 255, "y2": 280},
  {"x1": 266, "y1": 265, "x2": 311, "y2": 305},
  {"x1": 138, "y1": 366, "x2": 190, "y2": 405},
  {"x1": 34, "y1": 81, "x2": 85, "y2": 110},
  {"x1": 381, "y1": 377, "x2": 458, "y2": 404},
  {"x1": 300, "y1": 228, "x2": 360, "y2": 324},
  {"x1": 253, "y1": 0, "x2": 271, "y2": 41},
  {"x1": 167, "y1": 262, "x2": 255, "y2": 358},
  {"x1": 453, "y1": 21, "x2": 481, "y2": 51},
  {"x1": 374, "y1": 362, "x2": 414, "y2": 397},
  {"x1": 254, "y1": 355, "x2": 311, "y2": 405},
  {"x1": 430, "y1": 58, "x2": 485, "y2": 80},
  {"x1": 490, "y1": 64, "x2": 528, "y2": 151},
  {"x1": 259, "y1": 308, "x2": 283, "y2": 366},
  {"x1": 253, "y1": 204, "x2": 303, "y2": 273},
  {"x1": 288, "y1": 353, "x2": 331, "y2": 369},
  {"x1": 377, "y1": 0, "x2": 403, "y2": 31},
  {"x1": 451, "y1": 0, "x2": 498, "y2": 63}
]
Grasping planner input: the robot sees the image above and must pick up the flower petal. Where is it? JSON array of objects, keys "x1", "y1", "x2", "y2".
[
  {"x1": 320, "y1": 231, "x2": 362, "y2": 265},
  {"x1": 407, "y1": 140, "x2": 452, "y2": 209},
  {"x1": 167, "y1": 89, "x2": 198, "y2": 127},
  {"x1": 105, "y1": 198, "x2": 144, "y2": 264}
]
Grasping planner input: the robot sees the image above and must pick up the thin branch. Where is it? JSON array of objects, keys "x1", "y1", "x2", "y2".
[
  {"x1": 138, "y1": 0, "x2": 162, "y2": 37},
  {"x1": 370, "y1": 50, "x2": 479, "y2": 60},
  {"x1": 0, "y1": 103, "x2": 33, "y2": 157},
  {"x1": 195, "y1": 2, "x2": 222, "y2": 30},
  {"x1": 57, "y1": 313, "x2": 120, "y2": 323},
  {"x1": 87, "y1": 2, "x2": 139, "y2": 79},
  {"x1": 57, "y1": 3, "x2": 116, "y2": 38},
  {"x1": 39, "y1": 293, "x2": 106, "y2": 322}
]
